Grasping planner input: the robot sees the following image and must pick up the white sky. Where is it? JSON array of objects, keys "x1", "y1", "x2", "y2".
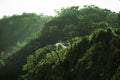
[{"x1": 0, "y1": 0, "x2": 120, "y2": 18}]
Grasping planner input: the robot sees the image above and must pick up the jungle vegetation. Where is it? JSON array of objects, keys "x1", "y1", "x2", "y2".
[{"x1": 0, "y1": 5, "x2": 120, "y2": 80}]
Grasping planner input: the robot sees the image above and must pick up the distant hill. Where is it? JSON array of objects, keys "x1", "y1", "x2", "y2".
[{"x1": 0, "y1": 13, "x2": 50, "y2": 52}]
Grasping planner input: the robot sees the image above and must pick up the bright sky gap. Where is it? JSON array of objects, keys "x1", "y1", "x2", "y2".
[{"x1": 0, "y1": 0, "x2": 120, "y2": 18}]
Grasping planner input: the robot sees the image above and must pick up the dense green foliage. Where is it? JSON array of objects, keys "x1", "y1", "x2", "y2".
[
  {"x1": 0, "y1": 13, "x2": 50, "y2": 52},
  {"x1": 20, "y1": 28, "x2": 120, "y2": 80},
  {"x1": 0, "y1": 5, "x2": 120, "y2": 80},
  {"x1": 39, "y1": 5, "x2": 118, "y2": 45}
]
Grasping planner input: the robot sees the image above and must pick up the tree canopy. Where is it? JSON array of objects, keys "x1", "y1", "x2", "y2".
[{"x1": 0, "y1": 5, "x2": 119, "y2": 80}]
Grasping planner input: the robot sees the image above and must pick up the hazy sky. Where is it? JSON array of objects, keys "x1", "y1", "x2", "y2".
[{"x1": 0, "y1": 0, "x2": 120, "y2": 18}]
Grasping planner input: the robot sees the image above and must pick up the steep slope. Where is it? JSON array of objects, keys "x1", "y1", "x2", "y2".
[
  {"x1": 21, "y1": 28, "x2": 120, "y2": 80},
  {"x1": 0, "y1": 5, "x2": 119, "y2": 80}
]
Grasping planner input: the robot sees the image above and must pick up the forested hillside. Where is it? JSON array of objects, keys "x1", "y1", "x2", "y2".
[
  {"x1": 0, "y1": 5, "x2": 120, "y2": 80},
  {"x1": 0, "y1": 13, "x2": 50, "y2": 52},
  {"x1": 20, "y1": 28, "x2": 120, "y2": 80}
]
